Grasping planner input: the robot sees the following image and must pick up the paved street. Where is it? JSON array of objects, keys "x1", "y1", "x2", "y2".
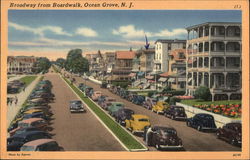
[
  {"x1": 43, "y1": 71, "x2": 125, "y2": 151},
  {"x1": 72, "y1": 75, "x2": 241, "y2": 151},
  {"x1": 7, "y1": 75, "x2": 41, "y2": 126}
]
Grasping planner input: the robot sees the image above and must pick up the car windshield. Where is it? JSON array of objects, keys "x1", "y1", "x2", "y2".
[
  {"x1": 21, "y1": 146, "x2": 35, "y2": 151},
  {"x1": 174, "y1": 107, "x2": 184, "y2": 111},
  {"x1": 162, "y1": 129, "x2": 177, "y2": 135},
  {"x1": 115, "y1": 104, "x2": 123, "y2": 107},
  {"x1": 138, "y1": 118, "x2": 149, "y2": 122},
  {"x1": 71, "y1": 101, "x2": 82, "y2": 105}
]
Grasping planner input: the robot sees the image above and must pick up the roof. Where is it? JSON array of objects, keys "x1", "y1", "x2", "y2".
[
  {"x1": 19, "y1": 118, "x2": 44, "y2": 124},
  {"x1": 12, "y1": 131, "x2": 46, "y2": 138},
  {"x1": 186, "y1": 22, "x2": 241, "y2": 30},
  {"x1": 155, "y1": 39, "x2": 186, "y2": 44},
  {"x1": 116, "y1": 51, "x2": 135, "y2": 59},
  {"x1": 160, "y1": 72, "x2": 169, "y2": 77},
  {"x1": 22, "y1": 139, "x2": 56, "y2": 147},
  {"x1": 132, "y1": 114, "x2": 149, "y2": 119}
]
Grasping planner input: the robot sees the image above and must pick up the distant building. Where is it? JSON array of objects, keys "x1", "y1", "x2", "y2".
[
  {"x1": 88, "y1": 50, "x2": 105, "y2": 76},
  {"x1": 186, "y1": 22, "x2": 242, "y2": 101},
  {"x1": 154, "y1": 39, "x2": 186, "y2": 73},
  {"x1": 107, "y1": 51, "x2": 135, "y2": 81},
  {"x1": 7, "y1": 56, "x2": 36, "y2": 74},
  {"x1": 104, "y1": 52, "x2": 116, "y2": 74}
]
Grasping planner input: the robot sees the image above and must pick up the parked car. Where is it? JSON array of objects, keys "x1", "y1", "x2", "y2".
[
  {"x1": 164, "y1": 105, "x2": 187, "y2": 120},
  {"x1": 7, "y1": 131, "x2": 52, "y2": 151},
  {"x1": 97, "y1": 95, "x2": 107, "y2": 106},
  {"x1": 11, "y1": 127, "x2": 42, "y2": 137},
  {"x1": 91, "y1": 91, "x2": 102, "y2": 101},
  {"x1": 69, "y1": 100, "x2": 85, "y2": 113},
  {"x1": 186, "y1": 113, "x2": 217, "y2": 131},
  {"x1": 143, "y1": 97, "x2": 157, "y2": 110},
  {"x1": 152, "y1": 101, "x2": 169, "y2": 114},
  {"x1": 115, "y1": 108, "x2": 135, "y2": 126},
  {"x1": 132, "y1": 95, "x2": 145, "y2": 105},
  {"x1": 27, "y1": 98, "x2": 48, "y2": 105},
  {"x1": 107, "y1": 102, "x2": 124, "y2": 116},
  {"x1": 22, "y1": 109, "x2": 52, "y2": 117},
  {"x1": 21, "y1": 139, "x2": 62, "y2": 151},
  {"x1": 22, "y1": 112, "x2": 50, "y2": 121},
  {"x1": 9, "y1": 118, "x2": 48, "y2": 136},
  {"x1": 143, "y1": 126, "x2": 183, "y2": 150},
  {"x1": 100, "y1": 97, "x2": 116, "y2": 110},
  {"x1": 216, "y1": 122, "x2": 241, "y2": 146},
  {"x1": 85, "y1": 86, "x2": 94, "y2": 97},
  {"x1": 125, "y1": 114, "x2": 151, "y2": 134},
  {"x1": 100, "y1": 82, "x2": 107, "y2": 88}
]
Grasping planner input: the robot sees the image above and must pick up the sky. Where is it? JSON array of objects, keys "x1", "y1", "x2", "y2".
[{"x1": 8, "y1": 10, "x2": 241, "y2": 60}]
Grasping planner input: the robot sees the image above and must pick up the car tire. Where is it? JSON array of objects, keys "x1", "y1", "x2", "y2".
[{"x1": 197, "y1": 125, "x2": 202, "y2": 131}]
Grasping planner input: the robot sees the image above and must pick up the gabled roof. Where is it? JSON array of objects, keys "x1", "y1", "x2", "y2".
[{"x1": 116, "y1": 51, "x2": 135, "y2": 59}]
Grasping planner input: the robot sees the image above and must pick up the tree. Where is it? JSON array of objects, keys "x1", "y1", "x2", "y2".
[
  {"x1": 194, "y1": 86, "x2": 211, "y2": 101},
  {"x1": 56, "y1": 58, "x2": 66, "y2": 68},
  {"x1": 65, "y1": 49, "x2": 89, "y2": 74},
  {"x1": 32, "y1": 57, "x2": 51, "y2": 74}
]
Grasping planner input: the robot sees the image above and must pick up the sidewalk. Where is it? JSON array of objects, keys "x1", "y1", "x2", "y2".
[
  {"x1": 7, "y1": 75, "x2": 25, "y2": 82},
  {"x1": 7, "y1": 75, "x2": 41, "y2": 127}
]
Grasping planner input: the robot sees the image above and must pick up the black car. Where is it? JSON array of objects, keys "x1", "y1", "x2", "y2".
[
  {"x1": 100, "y1": 82, "x2": 107, "y2": 88},
  {"x1": 216, "y1": 122, "x2": 242, "y2": 146},
  {"x1": 186, "y1": 113, "x2": 217, "y2": 131},
  {"x1": 114, "y1": 108, "x2": 135, "y2": 125},
  {"x1": 143, "y1": 126, "x2": 183, "y2": 150},
  {"x1": 164, "y1": 105, "x2": 187, "y2": 120},
  {"x1": 69, "y1": 100, "x2": 85, "y2": 113},
  {"x1": 7, "y1": 131, "x2": 52, "y2": 151}
]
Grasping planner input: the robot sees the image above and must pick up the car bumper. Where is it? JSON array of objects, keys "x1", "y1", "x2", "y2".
[
  {"x1": 159, "y1": 144, "x2": 183, "y2": 149},
  {"x1": 201, "y1": 127, "x2": 217, "y2": 130},
  {"x1": 70, "y1": 109, "x2": 85, "y2": 113}
]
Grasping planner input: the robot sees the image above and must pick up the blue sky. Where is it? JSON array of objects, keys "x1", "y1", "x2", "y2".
[{"x1": 8, "y1": 10, "x2": 241, "y2": 60}]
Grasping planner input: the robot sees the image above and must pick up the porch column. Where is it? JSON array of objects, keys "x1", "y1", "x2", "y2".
[
  {"x1": 197, "y1": 27, "x2": 200, "y2": 38},
  {"x1": 203, "y1": 26, "x2": 205, "y2": 37},
  {"x1": 224, "y1": 25, "x2": 228, "y2": 38},
  {"x1": 197, "y1": 72, "x2": 199, "y2": 87},
  {"x1": 208, "y1": 73, "x2": 211, "y2": 88},
  {"x1": 223, "y1": 72, "x2": 227, "y2": 88},
  {"x1": 224, "y1": 41, "x2": 227, "y2": 55},
  {"x1": 191, "y1": 72, "x2": 194, "y2": 86},
  {"x1": 202, "y1": 72, "x2": 205, "y2": 86}
]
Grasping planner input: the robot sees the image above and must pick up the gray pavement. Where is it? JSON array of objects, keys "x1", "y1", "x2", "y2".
[{"x1": 7, "y1": 75, "x2": 41, "y2": 127}]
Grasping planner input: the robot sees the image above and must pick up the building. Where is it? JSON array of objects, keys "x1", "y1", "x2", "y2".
[
  {"x1": 7, "y1": 56, "x2": 36, "y2": 74},
  {"x1": 107, "y1": 51, "x2": 135, "y2": 81},
  {"x1": 88, "y1": 50, "x2": 105, "y2": 77},
  {"x1": 104, "y1": 52, "x2": 116, "y2": 74},
  {"x1": 154, "y1": 39, "x2": 186, "y2": 73},
  {"x1": 136, "y1": 48, "x2": 155, "y2": 73},
  {"x1": 186, "y1": 22, "x2": 242, "y2": 101}
]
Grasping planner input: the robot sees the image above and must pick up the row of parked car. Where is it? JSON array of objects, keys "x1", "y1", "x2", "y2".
[
  {"x1": 7, "y1": 80, "x2": 25, "y2": 94},
  {"x1": 109, "y1": 84, "x2": 243, "y2": 147},
  {"x1": 7, "y1": 80, "x2": 63, "y2": 151}
]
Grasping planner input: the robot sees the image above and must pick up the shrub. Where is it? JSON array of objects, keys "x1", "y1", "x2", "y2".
[
  {"x1": 167, "y1": 90, "x2": 185, "y2": 96},
  {"x1": 194, "y1": 86, "x2": 211, "y2": 101},
  {"x1": 112, "y1": 81, "x2": 131, "y2": 89},
  {"x1": 169, "y1": 97, "x2": 181, "y2": 105}
]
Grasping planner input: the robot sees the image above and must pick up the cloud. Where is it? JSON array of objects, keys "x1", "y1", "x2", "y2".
[
  {"x1": 9, "y1": 22, "x2": 72, "y2": 36},
  {"x1": 75, "y1": 27, "x2": 98, "y2": 37},
  {"x1": 112, "y1": 25, "x2": 187, "y2": 38}
]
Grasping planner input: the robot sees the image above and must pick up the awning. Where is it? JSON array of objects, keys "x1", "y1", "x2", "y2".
[
  {"x1": 146, "y1": 76, "x2": 154, "y2": 80},
  {"x1": 177, "y1": 78, "x2": 186, "y2": 82},
  {"x1": 137, "y1": 72, "x2": 145, "y2": 77},
  {"x1": 158, "y1": 77, "x2": 168, "y2": 82},
  {"x1": 160, "y1": 72, "x2": 169, "y2": 77},
  {"x1": 148, "y1": 80, "x2": 155, "y2": 83},
  {"x1": 128, "y1": 73, "x2": 136, "y2": 77},
  {"x1": 168, "y1": 78, "x2": 175, "y2": 82}
]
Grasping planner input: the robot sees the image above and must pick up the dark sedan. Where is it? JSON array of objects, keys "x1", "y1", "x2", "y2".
[
  {"x1": 69, "y1": 100, "x2": 85, "y2": 113},
  {"x1": 114, "y1": 108, "x2": 135, "y2": 126},
  {"x1": 164, "y1": 105, "x2": 187, "y2": 120},
  {"x1": 143, "y1": 126, "x2": 183, "y2": 150},
  {"x1": 216, "y1": 122, "x2": 241, "y2": 146},
  {"x1": 186, "y1": 113, "x2": 217, "y2": 131},
  {"x1": 7, "y1": 131, "x2": 52, "y2": 151}
]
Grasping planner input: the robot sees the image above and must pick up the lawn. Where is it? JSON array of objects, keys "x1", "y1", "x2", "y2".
[
  {"x1": 62, "y1": 76, "x2": 146, "y2": 150},
  {"x1": 19, "y1": 76, "x2": 37, "y2": 86},
  {"x1": 181, "y1": 99, "x2": 241, "y2": 106}
]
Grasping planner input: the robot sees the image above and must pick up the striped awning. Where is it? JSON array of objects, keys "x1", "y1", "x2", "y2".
[
  {"x1": 177, "y1": 78, "x2": 186, "y2": 82},
  {"x1": 168, "y1": 78, "x2": 175, "y2": 82},
  {"x1": 146, "y1": 76, "x2": 154, "y2": 80}
]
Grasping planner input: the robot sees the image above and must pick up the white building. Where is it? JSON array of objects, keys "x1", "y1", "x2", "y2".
[
  {"x1": 7, "y1": 56, "x2": 36, "y2": 74},
  {"x1": 154, "y1": 39, "x2": 186, "y2": 73}
]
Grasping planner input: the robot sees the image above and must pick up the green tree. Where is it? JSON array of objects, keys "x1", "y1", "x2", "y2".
[
  {"x1": 56, "y1": 58, "x2": 66, "y2": 68},
  {"x1": 32, "y1": 57, "x2": 51, "y2": 74},
  {"x1": 65, "y1": 49, "x2": 89, "y2": 74},
  {"x1": 194, "y1": 86, "x2": 211, "y2": 101}
]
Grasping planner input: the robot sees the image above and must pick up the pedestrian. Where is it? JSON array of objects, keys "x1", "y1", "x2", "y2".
[
  {"x1": 23, "y1": 85, "x2": 26, "y2": 92},
  {"x1": 7, "y1": 98, "x2": 9, "y2": 106},
  {"x1": 15, "y1": 97, "x2": 18, "y2": 105},
  {"x1": 10, "y1": 98, "x2": 13, "y2": 106}
]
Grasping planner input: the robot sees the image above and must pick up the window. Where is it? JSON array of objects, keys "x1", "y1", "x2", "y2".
[{"x1": 235, "y1": 28, "x2": 240, "y2": 36}]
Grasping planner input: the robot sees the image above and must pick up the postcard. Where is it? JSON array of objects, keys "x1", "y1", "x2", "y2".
[{"x1": 1, "y1": 0, "x2": 249, "y2": 159}]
